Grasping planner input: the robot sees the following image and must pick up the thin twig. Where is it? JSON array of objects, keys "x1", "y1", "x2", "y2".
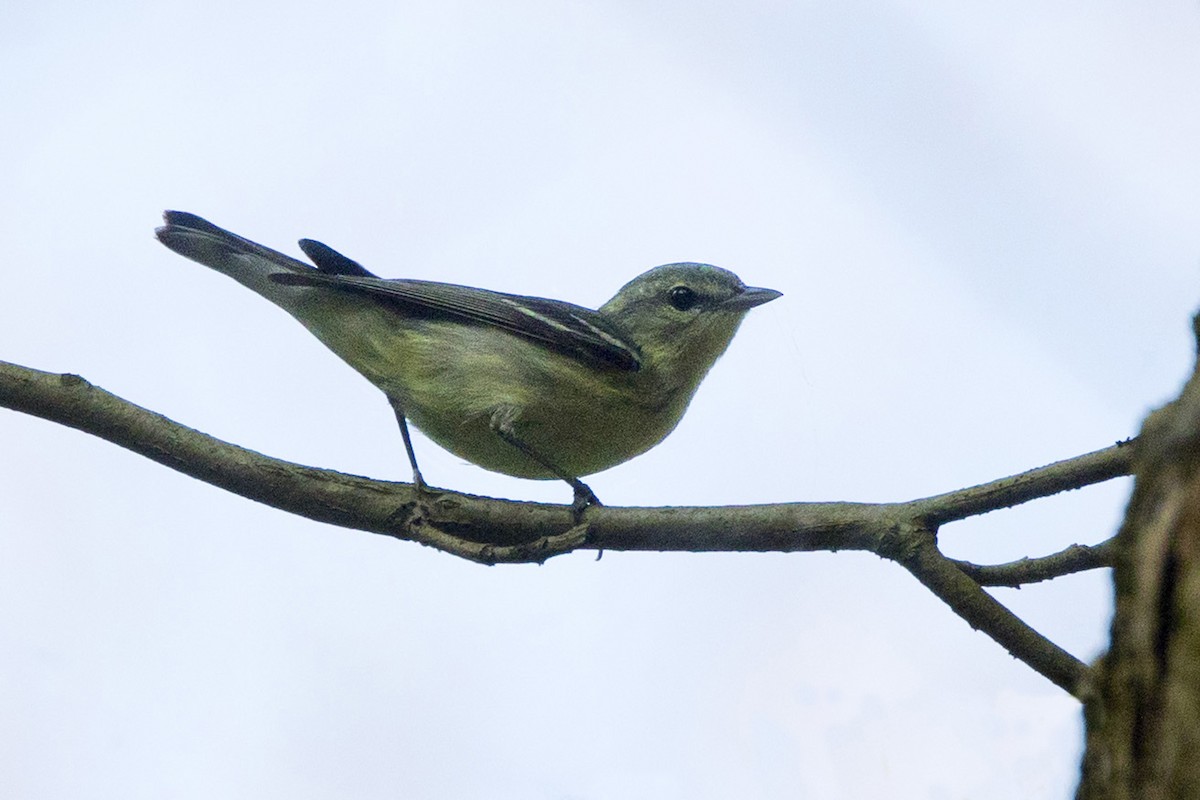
[
  {"x1": 951, "y1": 538, "x2": 1118, "y2": 587},
  {"x1": 911, "y1": 442, "x2": 1135, "y2": 526}
]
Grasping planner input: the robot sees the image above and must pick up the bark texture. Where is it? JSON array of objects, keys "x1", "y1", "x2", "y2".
[{"x1": 1077, "y1": 319, "x2": 1200, "y2": 799}]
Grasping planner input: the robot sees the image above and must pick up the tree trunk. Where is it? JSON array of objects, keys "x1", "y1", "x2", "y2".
[{"x1": 1077, "y1": 318, "x2": 1200, "y2": 799}]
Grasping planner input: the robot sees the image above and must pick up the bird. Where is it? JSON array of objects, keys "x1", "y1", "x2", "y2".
[{"x1": 155, "y1": 211, "x2": 780, "y2": 515}]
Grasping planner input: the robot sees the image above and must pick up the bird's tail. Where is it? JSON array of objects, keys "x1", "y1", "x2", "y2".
[{"x1": 155, "y1": 211, "x2": 369, "y2": 310}]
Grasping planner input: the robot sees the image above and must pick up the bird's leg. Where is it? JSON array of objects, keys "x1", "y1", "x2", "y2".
[
  {"x1": 490, "y1": 407, "x2": 602, "y2": 522},
  {"x1": 389, "y1": 398, "x2": 431, "y2": 494}
]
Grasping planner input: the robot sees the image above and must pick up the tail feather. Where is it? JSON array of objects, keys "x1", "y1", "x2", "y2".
[{"x1": 155, "y1": 211, "x2": 320, "y2": 307}]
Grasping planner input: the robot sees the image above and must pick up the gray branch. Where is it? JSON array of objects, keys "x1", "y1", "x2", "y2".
[
  {"x1": 951, "y1": 538, "x2": 1118, "y2": 587},
  {"x1": 0, "y1": 358, "x2": 1134, "y2": 696}
]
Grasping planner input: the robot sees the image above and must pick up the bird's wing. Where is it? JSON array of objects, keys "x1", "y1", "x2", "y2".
[
  {"x1": 298, "y1": 238, "x2": 379, "y2": 277},
  {"x1": 272, "y1": 272, "x2": 643, "y2": 371}
]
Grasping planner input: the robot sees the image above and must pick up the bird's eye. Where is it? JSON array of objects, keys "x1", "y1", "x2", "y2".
[{"x1": 668, "y1": 285, "x2": 699, "y2": 311}]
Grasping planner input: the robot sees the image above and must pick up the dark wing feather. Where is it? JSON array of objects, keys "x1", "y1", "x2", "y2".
[
  {"x1": 271, "y1": 272, "x2": 642, "y2": 371},
  {"x1": 298, "y1": 239, "x2": 379, "y2": 277}
]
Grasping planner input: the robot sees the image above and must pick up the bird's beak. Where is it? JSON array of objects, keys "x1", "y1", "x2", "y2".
[{"x1": 724, "y1": 286, "x2": 783, "y2": 311}]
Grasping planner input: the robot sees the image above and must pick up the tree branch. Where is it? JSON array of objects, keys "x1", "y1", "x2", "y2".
[
  {"x1": 951, "y1": 538, "x2": 1118, "y2": 587},
  {"x1": 912, "y1": 443, "x2": 1135, "y2": 526},
  {"x1": 1, "y1": 357, "x2": 1131, "y2": 694},
  {"x1": 897, "y1": 527, "x2": 1091, "y2": 694}
]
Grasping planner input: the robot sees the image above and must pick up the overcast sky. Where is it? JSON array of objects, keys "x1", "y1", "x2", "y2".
[{"x1": 3, "y1": 1, "x2": 1199, "y2": 798}]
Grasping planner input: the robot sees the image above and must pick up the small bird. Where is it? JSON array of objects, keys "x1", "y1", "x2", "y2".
[{"x1": 156, "y1": 211, "x2": 780, "y2": 515}]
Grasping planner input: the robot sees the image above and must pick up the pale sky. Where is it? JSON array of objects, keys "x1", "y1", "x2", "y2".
[{"x1": 3, "y1": 2, "x2": 1199, "y2": 798}]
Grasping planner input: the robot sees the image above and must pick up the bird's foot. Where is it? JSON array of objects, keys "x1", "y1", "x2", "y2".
[{"x1": 571, "y1": 481, "x2": 602, "y2": 524}]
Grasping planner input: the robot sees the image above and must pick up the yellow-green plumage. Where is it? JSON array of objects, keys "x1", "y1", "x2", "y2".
[{"x1": 155, "y1": 211, "x2": 779, "y2": 488}]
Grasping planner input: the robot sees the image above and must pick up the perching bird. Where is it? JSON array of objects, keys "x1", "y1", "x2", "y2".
[{"x1": 156, "y1": 211, "x2": 780, "y2": 514}]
